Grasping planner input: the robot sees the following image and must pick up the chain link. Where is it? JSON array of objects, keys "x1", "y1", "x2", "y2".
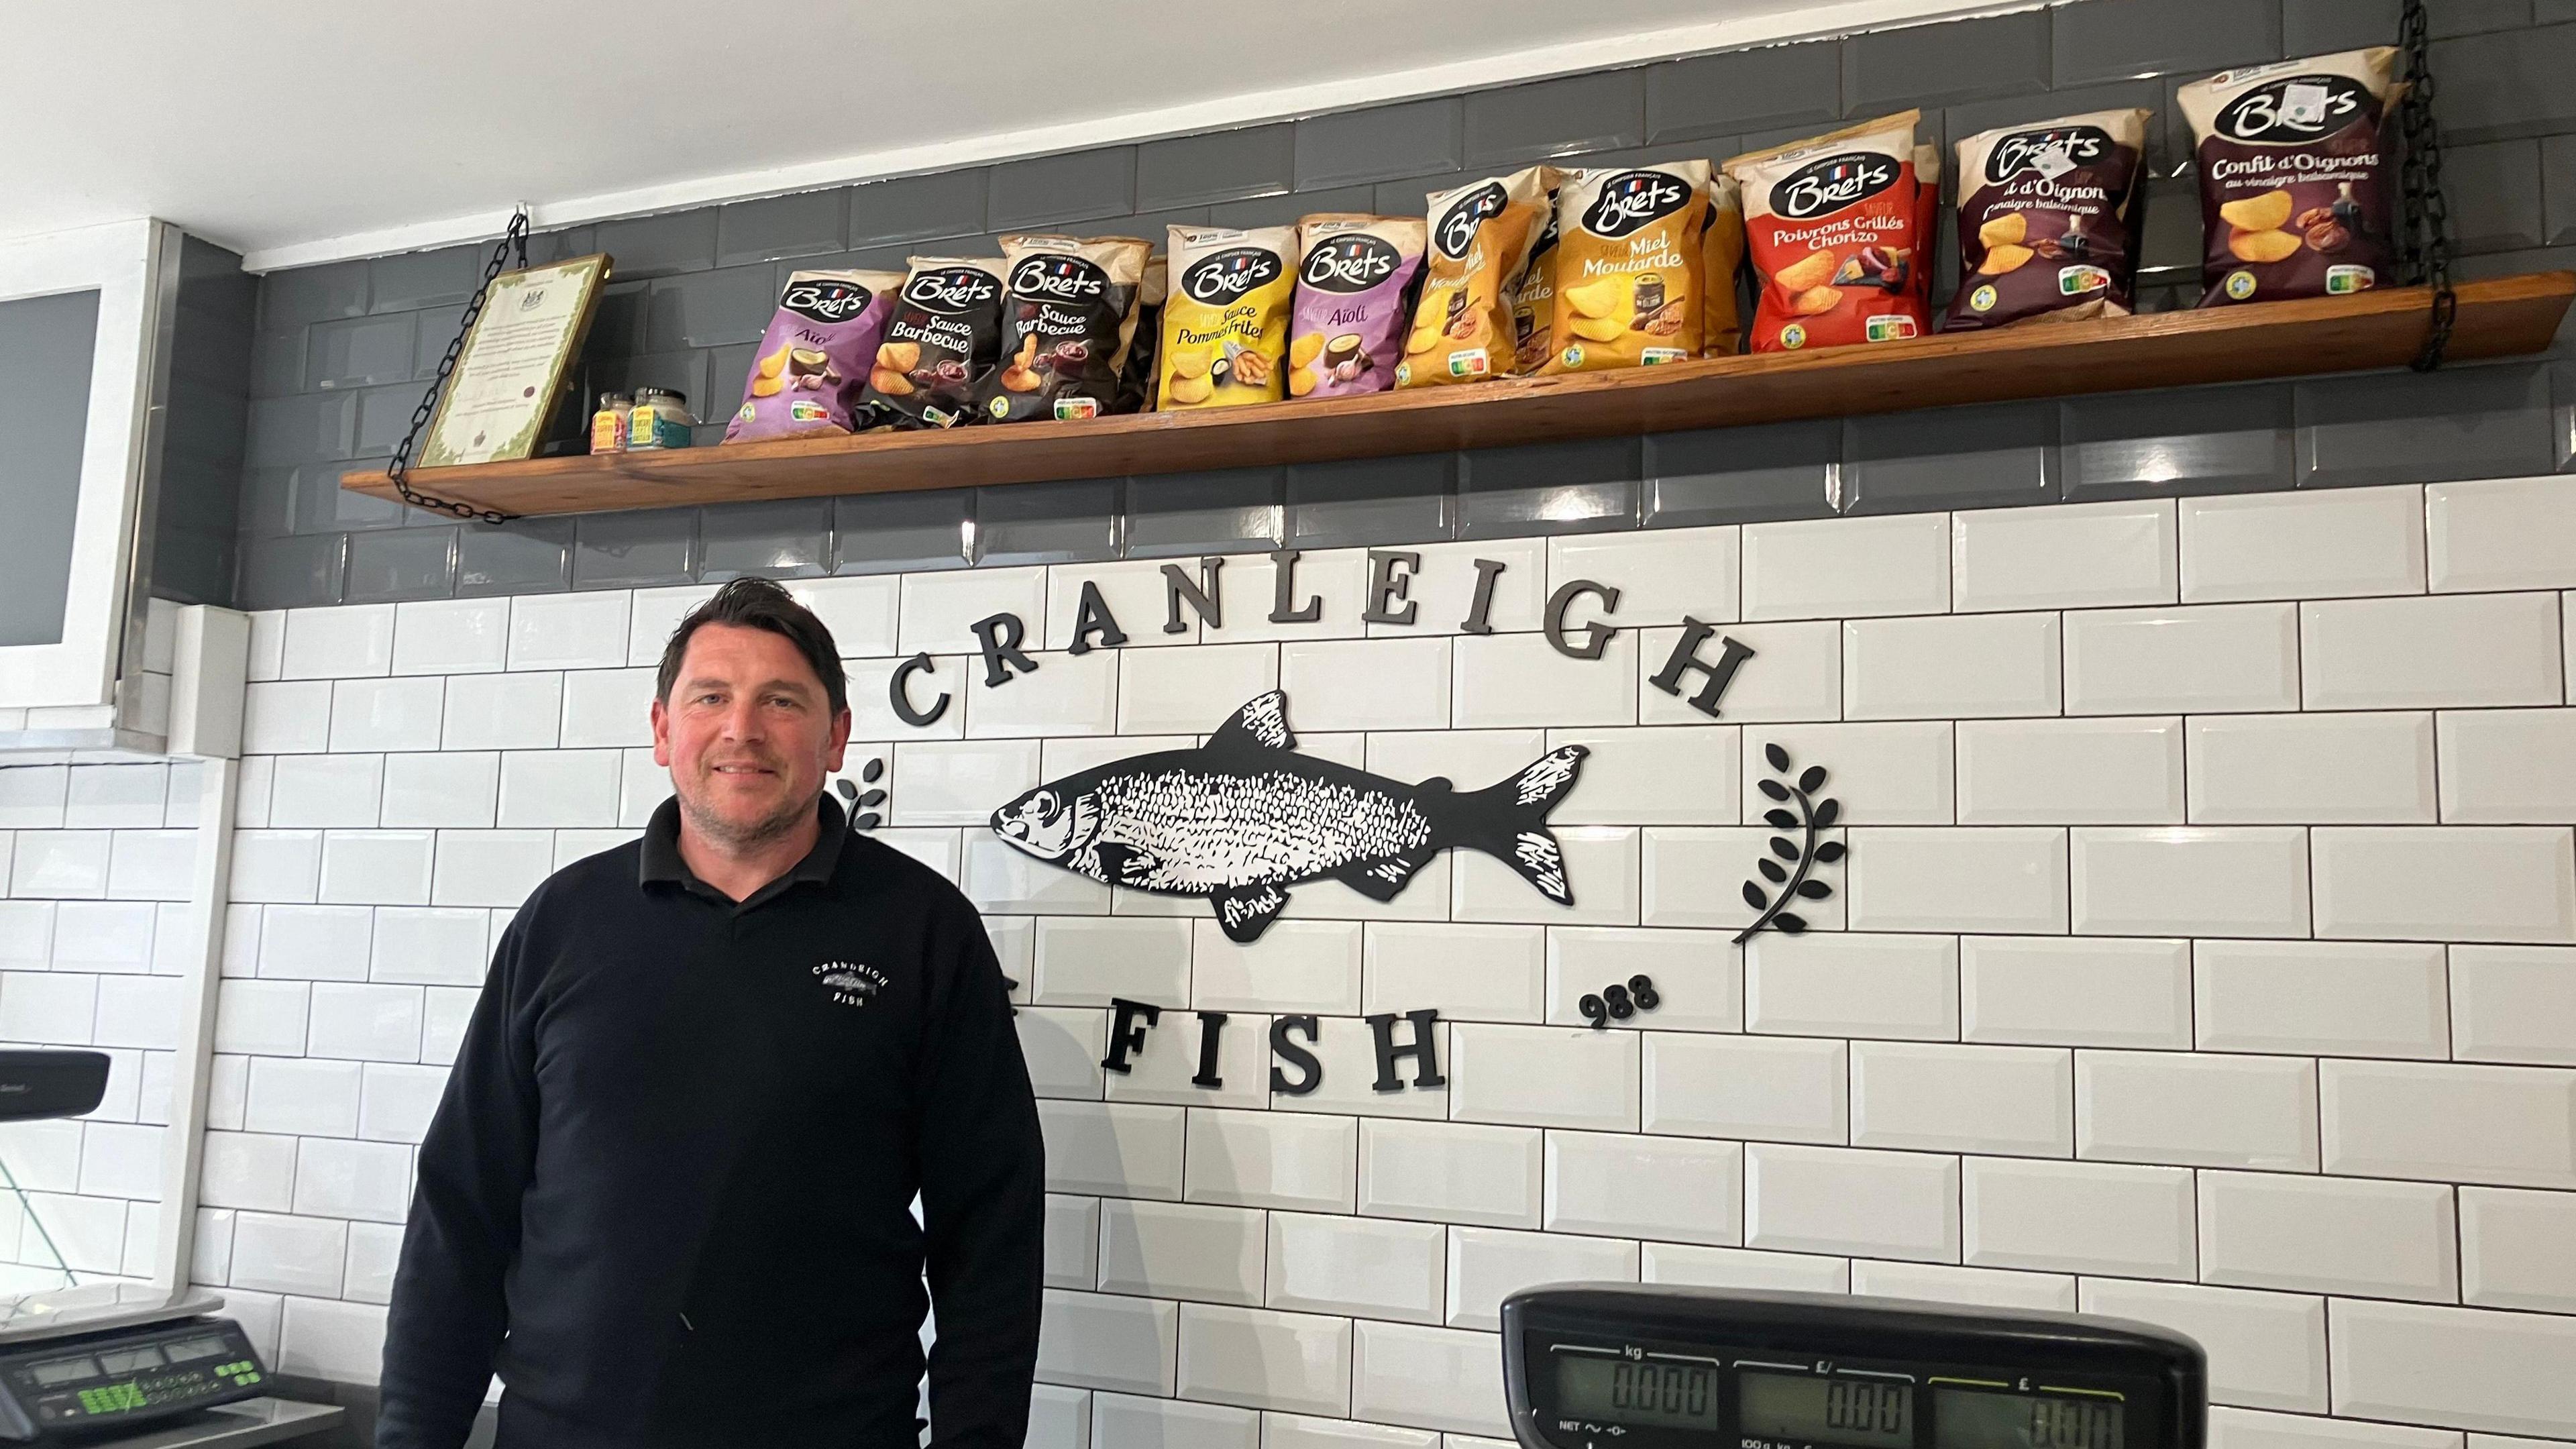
[
  {"x1": 384, "y1": 211, "x2": 533, "y2": 524},
  {"x1": 2398, "y1": 0, "x2": 2457, "y2": 372}
]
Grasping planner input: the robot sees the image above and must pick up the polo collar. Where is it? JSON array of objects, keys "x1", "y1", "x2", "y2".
[{"x1": 640, "y1": 790, "x2": 847, "y2": 908}]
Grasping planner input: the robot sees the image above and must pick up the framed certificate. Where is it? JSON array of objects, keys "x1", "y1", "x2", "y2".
[{"x1": 419, "y1": 252, "x2": 612, "y2": 468}]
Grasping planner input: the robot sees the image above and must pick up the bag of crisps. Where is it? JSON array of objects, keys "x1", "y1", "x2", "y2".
[
  {"x1": 859, "y1": 257, "x2": 1008, "y2": 429},
  {"x1": 725, "y1": 268, "x2": 904, "y2": 442},
  {"x1": 1158, "y1": 225, "x2": 1295, "y2": 409},
  {"x1": 1701, "y1": 173, "x2": 1746, "y2": 356},
  {"x1": 1116, "y1": 253, "x2": 1165, "y2": 414},
  {"x1": 980, "y1": 233, "x2": 1150, "y2": 423},
  {"x1": 1510, "y1": 182, "x2": 1566, "y2": 374},
  {"x1": 1943, "y1": 109, "x2": 2152, "y2": 331},
  {"x1": 1287, "y1": 215, "x2": 1426, "y2": 400},
  {"x1": 2178, "y1": 48, "x2": 2404, "y2": 307},
  {"x1": 1727, "y1": 112, "x2": 1932, "y2": 352},
  {"x1": 1539, "y1": 160, "x2": 1709, "y2": 374},
  {"x1": 1395, "y1": 166, "x2": 1551, "y2": 388}
]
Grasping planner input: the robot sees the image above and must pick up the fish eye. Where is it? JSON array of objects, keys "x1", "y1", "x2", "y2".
[{"x1": 1031, "y1": 790, "x2": 1057, "y2": 815}]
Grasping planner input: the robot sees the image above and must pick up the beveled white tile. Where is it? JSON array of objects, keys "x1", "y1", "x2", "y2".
[
  {"x1": 1356, "y1": 1118, "x2": 1542, "y2": 1230},
  {"x1": 390, "y1": 598, "x2": 508, "y2": 676},
  {"x1": 241, "y1": 681, "x2": 334, "y2": 755},
  {"x1": 495, "y1": 750, "x2": 621, "y2": 828},
  {"x1": 2302, "y1": 593, "x2": 2564, "y2": 710},
  {"x1": 2181, "y1": 487, "x2": 2426, "y2": 603},
  {"x1": 1741, "y1": 722, "x2": 1952, "y2": 825},
  {"x1": 1453, "y1": 826, "x2": 1635, "y2": 926},
  {"x1": 963, "y1": 835, "x2": 1108, "y2": 915},
  {"x1": 1451, "y1": 630, "x2": 1637, "y2": 729},
  {"x1": 1843, "y1": 612, "x2": 2061, "y2": 720},
  {"x1": 1448, "y1": 1024, "x2": 1638, "y2": 1131},
  {"x1": 1039, "y1": 1100, "x2": 1184, "y2": 1200},
  {"x1": 2063, "y1": 603, "x2": 2300, "y2": 715},
  {"x1": 1445, "y1": 1226, "x2": 1636, "y2": 1330},
  {"x1": 1644, "y1": 1034, "x2": 1846, "y2": 1144},
  {"x1": 1044, "y1": 559, "x2": 1201, "y2": 651},
  {"x1": 1849, "y1": 1260, "x2": 2076, "y2": 1313},
  {"x1": 1746, "y1": 1143, "x2": 1960, "y2": 1263},
  {"x1": 2194, "y1": 940, "x2": 2449, "y2": 1059},
  {"x1": 557, "y1": 667, "x2": 657, "y2": 749},
  {"x1": 1641, "y1": 620, "x2": 1840, "y2": 724},
  {"x1": 1544, "y1": 926, "x2": 1739, "y2": 1032},
  {"x1": 380, "y1": 752, "x2": 497, "y2": 828},
  {"x1": 2438, "y1": 708, "x2": 2576, "y2": 823},
  {"x1": 1038, "y1": 1289, "x2": 1178, "y2": 1396},
  {"x1": 2188, "y1": 712, "x2": 2437, "y2": 824},
  {"x1": 1550, "y1": 529, "x2": 1739, "y2": 626},
  {"x1": 1097, "y1": 1199, "x2": 1264, "y2": 1305},
  {"x1": 317, "y1": 830, "x2": 435, "y2": 907},
  {"x1": 785, "y1": 575, "x2": 901, "y2": 657},
  {"x1": 1177, "y1": 1302, "x2": 1351, "y2": 1416},
  {"x1": 1748, "y1": 932, "x2": 1958, "y2": 1040},
  {"x1": 63, "y1": 765, "x2": 168, "y2": 830},
  {"x1": 1742, "y1": 513, "x2": 1948, "y2": 621},
  {"x1": 2199, "y1": 1171, "x2": 2457, "y2": 1302},
  {"x1": 1185, "y1": 1108, "x2": 1356, "y2": 1212},
  {"x1": 1199, "y1": 549, "x2": 1370, "y2": 644},
  {"x1": 2078, "y1": 1051, "x2": 2318, "y2": 1171},
  {"x1": 329, "y1": 677, "x2": 444, "y2": 753},
  {"x1": 963, "y1": 649, "x2": 1119, "y2": 738},
  {"x1": 1281, "y1": 637, "x2": 1452, "y2": 732},
  {"x1": 2426, "y1": 475, "x2": 2576, "y2": 593},
  {"x1": 1954, "y1": 500, "x2": 2177, "y2": 612},
  {"x1": 1034, "y1": 917, "x2": 1190, "y2": 1006},
  {"x1": 1640, "y1": 827, "x2": 1843, "y2": 932},
  {"x1": 844, "y1": 653, "x2": 967, "y2": 741},
  {"x1": 1851, "y1": 1041, "x2": 2073, "y2": 1156},
  {"x1": 890, "y1": 738, "x2": 1039, "y2": 826},
  {"x1": 623, "y1": 585, "x2": 719, "y2": 668},
  {"x1": 1964, "y1": 1157, "x2": 2194, "y2": 1279},
  {"x1": 267, "y1": 755, "x2": 383, "y2": 830},
  {"x1": 900, "y1": 567, "x2": 1048, "y2": 656},
  {"x1": 2312, "y1": 826, "x2": 2576, "y2": 945},
  {"x1": 1042, "y1": 1193, "x2": 1098, "y2": 1290},
  {"x1": 1363, "y1": 922, "x2": 1542, "y2": 1023},
  {"x1": 2321, "y1": 1059, "x2": 2576, "y2": 1189},
  {"x1": 1544, "y1": 1130, "x2": 1742, "y2": 1246},
  {"x1": 507, "y1": 592, "x2": 629, "y2": 671},
  {"x1": 1642, "y1": 1242, "x2": 1849, "y2": 1294},
  {"x1": 2080, "y1": 1279, "x2": 2324, "y2": 1413},
  {"x1": 2070, "y1": 828, "x2": 2311, "y2": 937},
  {"x1": 1845, "y1": 826, "x2": 2068, "y2": 934},
  {"x1": 1189, "y1": 918, "x2": 1360, "y2": 1015},
  {"x1": 1016, "y1": 1006, "x2": 1109, "y2": 1099},
  {"x1": 426, "y1": 830, "x2": 553, "y2": 909},
  {"x1": 2451, "y1": 945, "x2": 2576, "y2": 1066},
  {"x1": 1958, "y1": 717, "x2": 2184, "y2": 824},
  {"x1": 281, "y1": 605, "x2": 394, "y2": 679},
  {"x1": 1349, "y1": 1320, "x2": 1510, "y2": 1438},
  {"x1": 2328, "y1": 1298, "x2": 2576, "y2": 1437},
  {"x1": 1375, "y1": 538, "x2": 1548, "y2": 637},
  {"x1": 1117, "y1": 643, "x2": 1279, "y2": 735},
  {"x1": 1546, "y1": 725, "x2": 1739, "y2": 826},
  {"x1": 1093, "y1": 1389, "x2": 1256, "y2": 1446},
  {"x1": 439, "y1": 672, "x2": 561, "y2": 751},
  {"x1": 1106, "y1": 1006, "x2": 1269, "y2": 1111},
  {"x1": 2460, "y1": 1185, "x2": 2576, "y2": 1311}
]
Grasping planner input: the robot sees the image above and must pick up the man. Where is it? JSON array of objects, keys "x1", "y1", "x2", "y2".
[{"x1": 379, "y1": 577, "x2": 1044, "y2": 1448}]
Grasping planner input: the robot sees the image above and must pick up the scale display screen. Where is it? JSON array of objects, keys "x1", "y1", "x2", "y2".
[
  {"x1": 1742, "y1": 1371, "x2": 1914, "y2": 1446},
  {"x1": 1939, "y1": 1388, "x2": 2125, "y2": 1449},
  {"x1": 1554, "y1": 1355, "x2": 1722, "y2": 1428},
  {"x1": 1500, "y1": 1286, "x2": 2206, "y2": 1449}
]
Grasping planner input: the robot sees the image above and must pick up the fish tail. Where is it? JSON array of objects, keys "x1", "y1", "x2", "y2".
[{"x1": 1442, "y1": 745, "x2": 1589, "y2": 905}]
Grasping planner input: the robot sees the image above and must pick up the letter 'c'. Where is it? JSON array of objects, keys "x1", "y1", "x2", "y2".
[{"x1": 889, "y1": 653, "x2": 950, "y2": 728}]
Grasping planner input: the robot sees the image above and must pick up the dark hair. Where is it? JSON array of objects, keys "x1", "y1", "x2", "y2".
[{"x1": 655, "y1": 578, "x2": 849, "y2": 717}]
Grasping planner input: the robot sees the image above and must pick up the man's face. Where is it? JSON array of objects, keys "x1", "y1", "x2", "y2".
[{"x1": 651, "y1": 623, "x2": 851, "y2": 849}]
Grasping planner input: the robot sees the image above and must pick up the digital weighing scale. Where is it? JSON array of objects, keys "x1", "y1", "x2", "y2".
[
  {"x1": 1503, "y1": 1285, "x2": 2205, "y2": 1449},
  {"x1": 0, "y1": 1053, "x2": 274, "y2": 1441}
]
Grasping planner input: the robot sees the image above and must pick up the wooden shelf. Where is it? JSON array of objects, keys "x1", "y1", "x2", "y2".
[{"x1": 346, "y1": 272, "x2": 2575, "y2": 519}]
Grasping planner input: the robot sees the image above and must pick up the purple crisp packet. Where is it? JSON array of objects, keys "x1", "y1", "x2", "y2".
[
  {"x1": 723, "y1": 269, "x2": 904, "y2": 442},
  {"x1": 1286, "y1": 215, "x2": 1427, "y2": 400}
]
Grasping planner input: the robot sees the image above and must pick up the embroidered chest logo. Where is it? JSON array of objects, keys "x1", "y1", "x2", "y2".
[{"x1": 812, "y1": 960, "x2": 888, "y2": 1009}]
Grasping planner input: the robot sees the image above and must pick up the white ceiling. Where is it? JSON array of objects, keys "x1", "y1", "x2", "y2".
[{"x1": 1, "y1": 0, "x2": 2004, "y2": 270}]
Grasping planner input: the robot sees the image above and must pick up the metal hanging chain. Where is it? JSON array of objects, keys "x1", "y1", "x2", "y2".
[
  {"x1": 2397, "y1": 0, "x2": 2457, "y2": 372},
  {"x1": 384, "y1": 209, "x2": 533, "y2": 524}
]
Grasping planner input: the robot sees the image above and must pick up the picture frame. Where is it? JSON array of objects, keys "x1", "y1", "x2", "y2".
[{"x1": 418, "y1": 252, "x2": 612, "y2": 468}]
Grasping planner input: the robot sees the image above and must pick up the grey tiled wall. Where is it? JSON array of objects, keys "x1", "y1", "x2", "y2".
[
  {"x1": 154, "y1": 235, "x2": 255, "y2": 606},
  {"x1": 228, "y1": 0, "x2": 2576, "y2": 610}
]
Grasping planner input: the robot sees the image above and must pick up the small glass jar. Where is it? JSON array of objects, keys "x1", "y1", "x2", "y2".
[
  {"x1": 627, "y1": 388, "x2": 697, "y2": 450},
  {"x1": 589, "y1": 391, "x2": 633, "y2": 453}
]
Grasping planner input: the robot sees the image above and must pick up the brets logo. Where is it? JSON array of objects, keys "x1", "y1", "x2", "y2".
[
  {"x1": 1007, "y1": 254, "x2": 1110, "y2": 303},
  {"x1": 1300, "y1": 233, "x2": 1403, "y2": 293},
  {"x1": 1179, "y1": 248, "x2": 1284, "y2": 305},
  {"x1": 1579, "y1": 170, "x2": 1690, "y2": 239},
  {"x1": 2216, "y1": 74, "x2": 2367, "y2": 143},
  {"x1": 1770, "y1": 151, "x2": 1898, "y2": 221},
  {"x1": 1434, "y1": 181, "x2": 1511, "y2": 259},
  {"x1": 1986, "y1": 124, "x2": 2114, "y2": 182},
  {"x1": 782, "y1": 277, "x2": 877, "y2": 324},
  {"x1": 901, "y1": 266, "x2": 1001, "y2": 314}
]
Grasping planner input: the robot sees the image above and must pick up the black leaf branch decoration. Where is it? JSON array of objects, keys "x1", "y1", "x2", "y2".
[
  {"x1": 1735, "y1": 743, "x2": 1845, "y2": 944},
  {"x1": 834, "y1": 755, "x2": 888, "y2": 831}
]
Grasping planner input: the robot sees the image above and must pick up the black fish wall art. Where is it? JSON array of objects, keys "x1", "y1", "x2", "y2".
[{"x1": 989, "y1": 691, "x2": 1589, "y2": 943}]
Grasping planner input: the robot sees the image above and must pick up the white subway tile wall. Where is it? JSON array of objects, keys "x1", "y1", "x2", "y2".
[{"x1": 34, "y1": 484, "x2": 2563, "y2": 1433}]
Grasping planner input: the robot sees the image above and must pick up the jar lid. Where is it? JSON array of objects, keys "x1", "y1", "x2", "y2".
[
  {"x1": 635, "y1": 387, "x2": 686, "y2": 405},
  {"x1": 597, "y1": 391, "x2": 631, "y2": 407}
]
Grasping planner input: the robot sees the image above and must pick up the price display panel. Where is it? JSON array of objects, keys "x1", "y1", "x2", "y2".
[
  {"x1": 1552, "y1": 1353, "x2": 1723, "y2": 1430},
  {"x1": 1937, "y1": 1387, "x2": 2125, "y2": 1449},
  {"x1": 1741, "y1": 1370, "x2": 1915, "y2": 1449}
]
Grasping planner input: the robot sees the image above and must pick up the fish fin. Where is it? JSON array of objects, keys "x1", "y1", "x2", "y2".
[
  {"x1": 1206, "y1": 691, "x2": 1296, "y2": 756},
  {"x1": 1441, "y1": 745, "x2": 1589, "y2": 906},
  {"x1": 1094, "y1": 842, "x2": 1158, "y2": 886},
  {"x1": 1210, "y1": 883, "x2": 1291, "y2": 943},
  {"x1": 1337, "y1": 847, "x2": 1436, "y2": 903}
]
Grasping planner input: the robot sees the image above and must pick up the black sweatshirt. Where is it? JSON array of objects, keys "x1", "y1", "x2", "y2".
[{"x1": 378, "y1": 792, "x2": 1045, "y2": 1449}]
